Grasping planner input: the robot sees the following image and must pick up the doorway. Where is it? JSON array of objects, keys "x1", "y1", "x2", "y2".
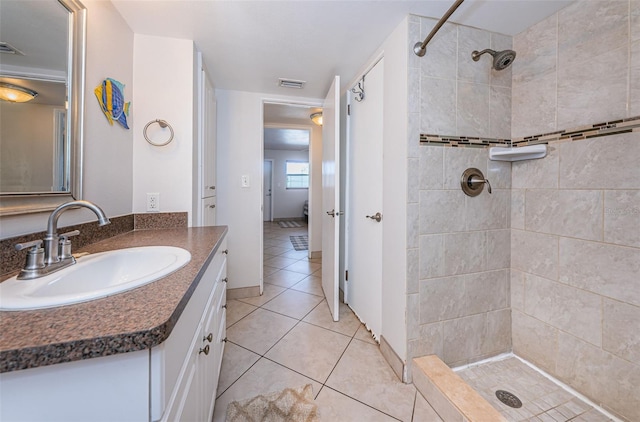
[{"x1": 263, "y1": 159, "x2": 273, "y2": 222}]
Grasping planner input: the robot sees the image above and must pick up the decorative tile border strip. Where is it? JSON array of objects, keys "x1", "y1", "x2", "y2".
[{"x1": 420, "y1": 115, "x2": 640, "y2": 148}]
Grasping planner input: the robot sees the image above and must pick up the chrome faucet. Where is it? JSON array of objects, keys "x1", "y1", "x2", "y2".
[{"x1": 14, "y1": 200, "x2": 111, "y2": 280}]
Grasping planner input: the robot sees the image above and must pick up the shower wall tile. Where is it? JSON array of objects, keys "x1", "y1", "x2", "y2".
[
  {"x1": 557, "y1": 46, "x2": 629, "y2": 129},
  {"x1": 558, "y1": 0, "x2": 628, "y2": 70},
  {"x1": 419, "y1": 19, "x2": 457, "y2": 80},
  {"x1": 408, "y1": 67, "x2": 421, "y2": 114},
  {"x1": 443, "y1": 147, "x2": 487, "y2": 190},
  {"x1": 419, "y1": 146, "x2": 444, "y2": 190},
  {"x1": 407, "y1": 293, "x2": 420, "y2": 339},
  {"x1": 444, "y1": 231, "x2": 487, "y2": 275},
  {"x1": 511, "y1": 189, "x2": 525, "y2": 230},
  {"x1": 419, "y1": 234, "x2": 444, "y2": 279},
  {"x1": 510, "y1": 270, "x2": 525, "y2": 312},
  {"x1": 511, "y1": 147, "x2": 559, "y2": 189},
  {"x1": 457, "y1": 82, "x2": 490, "y2": 137},
  {"x1": 421, "y1": 77, "x2": 456, "y2": 134},
  {"x1": 511, "y1": 73, "x2": 557, "y2": 138},
  {"x1": 407, "y1": 202, "x2": 419, "y2": 249},
  {"x1": 513, "y1": 15, "x2": 557, "y2": 86},
  {"x1": 419, "y1": 275, "x2": 466, "y2": 323},
  {"x1": 457, "y1": 26, "x2": 491, "y2": 85},
  {"x1": 407, "y1": 322, "x2": 443, "y2": 361},
  {"x1": 484, "y1": 309, "x2": 512, "y2": 355},
  {"x1": 556, "y1": 332, "x2": 640, "y2": 422},
  {"x1": 512, "y1": 310, "x2": 558, "y2": 374},
  {"x1": 511, "y1": 230, "x2": 558, "y2": 281},
  {"x1": 419, "y1": 190, "x2": 465, "y2": 234},
  {"x1": 466, "y1": 190, "x2": 509, "y2": 231},
  {"x1": 604, "y1": 190, "x2": 640, "y2": 248},
  {"x1": 525, "y1": 189, "x2": 603, "y2": 241},
  {"x1": 407, "y1": 248, "x2": 420, "y2": 294},
  {"x1": 489, "y1": 33, "x2": 513, "y2": 88},
  {"x1": 603, "y1": 299, "x2": 640, "y2": 365},
  {"x1": 487, "y1": 159, "x2": 511, "y2": 190},
  {"x1": 489, "y1": 86, "x2": 511, "y2": 139},
  {"x1": 524, "y1": 273, "x2": 602, "y2": 347},
  {"x1": 465, "y1": 270, "x2": 509, "y2": 316},
  {"x1": 407, "y1": 157, "x2": 420, "y2": 203},
  {"x1": 558, "y1": 238, "x2": 640, "y2": 307},
  {"x1": 408, "y1": 112, "x2": 421, "y2": 159},
  {"x1": 443, "y1": 313, "x2": 486, "y2": 364},
  {"x1": 486, "y1": 229, "x2": 510, "y2": 271},
  {"x1": 633, "y1": 1, "x2": 640, "y2": 43},
  {"x1": 559, "y1": 133, "x2": 640, "y2": 190},
  {"x1": 408, "y1": 21, "x2": 421, "y2": 71},
  {"x1": 631, "y1": 40, "x2": 640, "y2": 117}
]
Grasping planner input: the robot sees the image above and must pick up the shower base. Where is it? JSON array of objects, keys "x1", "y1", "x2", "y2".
[{"x1": 455, "y1": 356, "x2": 617, "y2": 422}]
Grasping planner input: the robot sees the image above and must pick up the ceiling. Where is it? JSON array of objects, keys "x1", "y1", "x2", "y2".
[{"x1": 111, "y1": 0, "x2": 574, "y2": 100}]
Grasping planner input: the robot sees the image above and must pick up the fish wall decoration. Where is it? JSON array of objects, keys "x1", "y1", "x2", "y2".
[{"x1": 95, "y1": 78, "x2": 131, "y2": 129}]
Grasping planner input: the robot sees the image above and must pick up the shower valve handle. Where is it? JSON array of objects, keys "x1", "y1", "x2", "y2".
[{"x1": 470, "y1": 176, "x2": 492, "y2": 194}]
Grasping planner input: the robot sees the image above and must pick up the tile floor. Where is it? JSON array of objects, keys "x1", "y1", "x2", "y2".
[
  {"x1": 456, "y1": 357, "x2": 614, "y2": 422},
  {"x1": 213, "y1": 222, "x2": 442, "y2": 421}
]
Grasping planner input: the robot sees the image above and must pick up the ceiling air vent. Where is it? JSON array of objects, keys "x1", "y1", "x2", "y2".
[
  {"x1": 0, "y1": 42, "x2": 24, "y2": 55},
  {"x1": 278, "y1": 78, "x2": 305, "y2": 89}
]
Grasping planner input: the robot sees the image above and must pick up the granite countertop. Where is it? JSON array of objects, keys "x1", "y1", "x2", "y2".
[{"x1": 0, "y1": 226, "x2": 228, "y2": 373}]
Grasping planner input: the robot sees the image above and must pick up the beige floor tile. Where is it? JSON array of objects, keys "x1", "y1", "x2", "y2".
[
  {"x1": 355, "y1": 324, "x2": 378, "y2": 344},
  {"x1": 216, "y1": 342, "x2": 260, "y2": 398},
  {"x1": 263, "y1": 269, "x2": 308, "y2": 288},
  {"x1": 284, "y1": 260, "x2": 322, "y2": 275},
  {"x1": 237, "y1": 283, "x2": 285, "y2": 307},
  {"x1": 225, "y1": 308, "x2": 297, "y2": 355},
  {"x1": 263, "y1": 246, "x2": 291, "y2": 256},
  {"x1": 303, "y1": 300, "x2": 362, "y2": 337},
  {"x1": 291, "y1": 275, "x2": 324, "y2": 297},
  {"x1": 263, "y1": 264, "x2": 280, "y2": 277},
  {"x1": 326, "y1": 339, "x2": 416, "y2": 422},
  {"x1": 265, "y1": 322, "x2": 351, "y2": 383},
  {"x1": 225, "y1": 299, "x2": 257, "y2": 327},
  {"x1": 263, "y1": 256, "x2": 299, "y2": 269},
  {"x1": 262, "y1": 289, "x2": 324, "y2": 319},
  {"x1": 413, "y1": 392, "x2": 444, "y2": 421},
  {"x1": 212, "y1": 358, "x2": 321, "y2": 422},
  {"x1": 315, "y1": 386, "x2": 399, "y2": 421},
  {"x1": 280, "y1": 249, "x2": 309, "y2": 260}
]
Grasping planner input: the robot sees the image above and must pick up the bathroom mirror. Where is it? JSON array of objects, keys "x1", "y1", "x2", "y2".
[{"x1": 0, "y1": 0, "x2": 86, "y2": 216}]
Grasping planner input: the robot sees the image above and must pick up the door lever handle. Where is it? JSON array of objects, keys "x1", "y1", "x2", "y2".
[
  {"x1": 327, "y1": 209, "x2": 335, "y2": 217},
  {"x1": 366, "y1": 212, "x2": 382, "y2": 222}
]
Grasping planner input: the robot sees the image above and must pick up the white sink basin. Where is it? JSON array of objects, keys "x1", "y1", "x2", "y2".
[{"x1": 0, "y1": 246, "x2": 191, "y2": 311}]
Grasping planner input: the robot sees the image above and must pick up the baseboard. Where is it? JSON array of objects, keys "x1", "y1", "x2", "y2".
[
  {"x1": 309, "y1": 250, "x2": 321, "y2": 259},
  {"x1": 380, "y1": 336, "x2": 405, "y2": 383},
  {"x1": 226, "y1": 286, "x2": 261, "y2": 300}
]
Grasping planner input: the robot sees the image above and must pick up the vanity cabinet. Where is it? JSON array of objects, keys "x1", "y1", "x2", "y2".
[{"x1": 0, "y1": 234, "x2": 227, "y2": 422}]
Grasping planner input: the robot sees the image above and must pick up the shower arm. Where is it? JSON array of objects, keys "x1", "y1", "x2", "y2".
[{"x1": 414, "y1": 0, "x2": 465, "y2": 57}]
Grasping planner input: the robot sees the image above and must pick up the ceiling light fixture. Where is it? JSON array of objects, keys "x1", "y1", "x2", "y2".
[
  {"x1": 310, "y1": 112, "x2": 323, "y2": 126},
  {"x1": 0, "y1": 82, "x2": 38, "y2": 103}
]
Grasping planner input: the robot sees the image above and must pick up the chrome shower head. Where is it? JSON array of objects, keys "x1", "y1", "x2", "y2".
[{"x1": 471, "y1": 49, "x2": 516, "y2": 71}]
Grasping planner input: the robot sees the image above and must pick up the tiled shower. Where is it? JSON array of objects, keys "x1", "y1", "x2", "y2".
[{"x1": 406, "y1": 1, "x2": 639, "y2": 421}]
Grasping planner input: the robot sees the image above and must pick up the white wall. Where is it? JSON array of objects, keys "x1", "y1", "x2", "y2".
[
  {"x1": 132, "y1": 35, "x2": 194, "y2": 225},
  {"x1": 264, "y1": 149, "x2": 309, "y2": 220},
  {"x1": 216, "y1": 89, "x2": 321, "y2": 290},
  {"x1": 0, "y1": 0, "x2": 134, "y2": 239}
]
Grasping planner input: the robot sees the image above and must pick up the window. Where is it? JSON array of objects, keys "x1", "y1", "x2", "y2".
[{"x1": 285, "y1": 161, "x2": 309, "y2": 189}]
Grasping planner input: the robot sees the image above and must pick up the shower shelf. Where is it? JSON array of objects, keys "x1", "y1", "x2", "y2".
[{"x1": 489, "y1": 144, "x2": 547, "y2": 162}]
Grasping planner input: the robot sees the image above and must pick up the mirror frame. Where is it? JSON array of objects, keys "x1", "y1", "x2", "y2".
[{"x1": 0, "y1": 0, "x2": 86, "y2": 216}]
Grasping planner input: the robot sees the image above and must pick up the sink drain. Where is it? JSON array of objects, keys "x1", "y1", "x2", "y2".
[{"x1": 495, "y1": 390, "x2": 522, "y2": 408}]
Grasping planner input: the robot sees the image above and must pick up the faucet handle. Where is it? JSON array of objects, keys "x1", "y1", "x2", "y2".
[
  {"x1": 59, "y1": 230, "x2": 80, "y2": 240},
  {"x1": 15, "y1": 239, "x2": 43, "y2": 252}
]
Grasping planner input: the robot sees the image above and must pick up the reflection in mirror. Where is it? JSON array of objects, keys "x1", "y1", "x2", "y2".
[{"x1": 0, "y1": 0, "x2": 86, "y2": 216}]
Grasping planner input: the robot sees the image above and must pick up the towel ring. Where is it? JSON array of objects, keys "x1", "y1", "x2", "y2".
[{"x1": 144, "y1": 119, "x2": 174, "y2": 146}]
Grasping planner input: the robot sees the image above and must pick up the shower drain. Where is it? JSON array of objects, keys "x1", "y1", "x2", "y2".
[{"x1": 495, "y1": 390, "x2": 522, "y2": 408}]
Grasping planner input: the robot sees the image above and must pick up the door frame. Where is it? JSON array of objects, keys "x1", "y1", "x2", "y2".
[{"x1": 263, "y1": 158, "x2": 274, "y2": 222}]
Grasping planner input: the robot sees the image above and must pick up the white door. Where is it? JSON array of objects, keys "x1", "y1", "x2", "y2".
[
  {"x1": 322, "y1": 76, "x2": 341, "y2": 322},
  {"x1": 201, "y1": 70, "x2": 216, "y2": 198},
  {"x1": 347, "y1": 59, "x2": 384, "y2": 337},
  {"x1": 263, "y1": 160, "x2": 273, "y2": 222}
]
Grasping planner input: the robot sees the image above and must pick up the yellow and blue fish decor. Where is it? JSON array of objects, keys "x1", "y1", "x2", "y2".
[{"x1": 94, "y1": 78, "x2": 130, "y2": 129}]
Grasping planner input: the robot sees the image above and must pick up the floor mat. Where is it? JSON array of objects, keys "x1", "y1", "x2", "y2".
[
  {"x1": 289, "y1": 235, "x2": 308, "y2": 251},
  {"x1": 278, "y1": 220, "x2": 303, "y2": 228}
]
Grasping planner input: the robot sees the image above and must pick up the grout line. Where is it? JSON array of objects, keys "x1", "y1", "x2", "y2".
[{"x1": 320, "y1": 385, "x2": 404, "y2": 421}]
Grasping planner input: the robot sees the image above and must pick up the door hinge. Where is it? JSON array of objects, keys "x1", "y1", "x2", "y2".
[
  {"x1": 347, "y1": 104, "x2": 351, "y2": 116},
  {"x1": 345, "y1": 270, "x2": 348, "y2": 281}
]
